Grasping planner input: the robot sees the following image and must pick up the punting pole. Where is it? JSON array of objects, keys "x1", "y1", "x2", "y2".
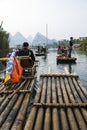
[
  {"x1": 72, "y1": 46, "x2": 80, "y2": 63},
  {"x1": 48, "y1": 66, "x2": 52, "y2": 74},
  {"x1": 64, "y1": 67, "x2": 69, "y2": 74},
  {"x1": 46, "y1": 24, "x2": 48, "y2": 46}
]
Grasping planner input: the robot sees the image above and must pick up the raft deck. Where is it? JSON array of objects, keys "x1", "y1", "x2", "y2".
[
  {"x1": 24, "y1": 73, "x2": 87, "y2": 130},
  {"x1": 0, "y1": 73, "x2": 87, "y2": 130},
  {"x1": 0, "y1": 78, "x2": 36, "y2": 130}
]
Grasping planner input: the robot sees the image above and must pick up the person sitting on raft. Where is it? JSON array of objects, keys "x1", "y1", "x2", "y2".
[{"x1": 16, "y1": 42, "x2": 35, "y2": 65}]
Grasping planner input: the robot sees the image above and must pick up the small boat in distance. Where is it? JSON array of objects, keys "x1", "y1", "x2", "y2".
[
  {"x1": 35, "y1": 45, "x2": 48, "y2": 57},
  {"x1": 56, "y1": 54, "x2": 77, "y2": 64},
  {"x1": 56, "y1": 45, "x2": 77, "y2": 64}
]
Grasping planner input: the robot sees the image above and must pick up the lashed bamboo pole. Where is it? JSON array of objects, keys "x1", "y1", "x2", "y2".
[
  {"x1": 56, "y1": 77, "x2": 69, "y2": 130},
  {"x1": 0, "y1": 94, "x2": 18, "y2": 127},
  {"x1": 33, "y1": 102, "x2": 87, "y2": 107},
  {"x1": 73, "y1": 108, "x2": 87, "y2": 130},
  {"x1": 0, "y1": 96, "x2": 6, "y2": 105},
  {"x1": 64, "y1": 77, "x2": 75, "y2": 103},
  {"x1": 0, "y1": 94, "x2": 24, "y2": 130},
  {"x1": 72, "y1": 77, "x2": 87, "y2": 102},
  {"x1": 65, "y1": 77, "x2": 87, "y2": 129},
  {"x1": 24, "y1": 77, "x2": 43, "y2": 130},
  {"x1": 40, "y1": 73, "x2": 78, "y2": 78},
  {"x1": 33, "y1": 77, "x2": 47, "y2": 130},
  {"x1": 44, "y1": 77, "x2": 51, "y2": 130},
  {"x1": 52, "y1": 77, "x2": 60, "y2": 130},
  {"x1": 11, "y1": 80, "x2": 34, "y2": 130},
  {"x1": 64, "y1": 77, "x2": 85, "y2": 130},
  {"x1": 68, "y1": 77, "x2": 81, "y2": 102},
  {"x1": 0, "y1": 80, "x2": 30, "y2": 129},
  {"x1": 0, "y1": 89, "x2": 31, "y2": 95},
  {"x1": 8, "y1": 80, "x2": 27, "y2": 99},
  {"x1": 0, "y1": 80, "x2": 28, "y2": 127},
  {"x1": 60, "y1": 77, "x2": 70, "y2": 130},
  {"x1": 0, "y1": 80, "x2": 27, "y2": 114},
  {"x1": 72, "y1": 78, "x2": 87, "y2": 124},
  {"x1": 76, "y1": 79, "x2": 87, "y2": 98}
]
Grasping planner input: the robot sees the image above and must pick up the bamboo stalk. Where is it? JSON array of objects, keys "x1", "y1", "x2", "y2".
[
  {"x1": 40, "y1": 73, "x2": 78, "y2": 78},
  {"x1": 0, "y1": 90, "x2": 31, "y2": 95},
  {"x1": 24, "y1": 78, "x2": 43, "y2": 130},
  {"x1": 33, "y1": 102, "x2": 87, "y2": 107},
  {"x1": 52, "y1": 77, "x2": 60, "y2": 130},
  {"x1": 0, "y1": 94, "x2": 24, "y2": 130},
  {"x1": 8, "y1": 80, "x2": 27, "y2": 99},
  {"x1": 44, "y1": 77, "x2": 51, "y2": 130}
]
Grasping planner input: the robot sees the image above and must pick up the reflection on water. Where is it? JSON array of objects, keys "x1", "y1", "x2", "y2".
[{"x1": 36, "y1": 49, "x2": 87, "y2": 89}]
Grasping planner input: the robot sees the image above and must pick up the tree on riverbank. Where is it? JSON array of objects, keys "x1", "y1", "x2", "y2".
[
  {"x1": 0, "y1": 21, "x2": 9, "y2": 50},
  {"x1": 80, "y1": 37, "x2": 87, "y2": 51}
]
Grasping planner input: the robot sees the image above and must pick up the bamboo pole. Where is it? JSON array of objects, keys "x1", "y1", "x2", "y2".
[
  {"x1": 44, "y1": 77, "x2": 51, "y2": 130},
  {"x1": 64, "y1": 67, "x2": 69, "y2": 74},
  {"x1": 33, "y1": 77, "x2": 47, "y2": 130},
  {"x1": 72, "y1": 77, "x2": 87, "y2": 102},
  {"x1": 0, "y1": 90, "x2": 31, "y2": 95},
  {"x1": 40, "y1": 73, "x2": 78, "y2": 78},
  {"x1": 24, "y1": 77, "x2": 43, "y2": 130},
  {"x1": 11, "y1": 79, "x2": 35, "y2": 130},
  {"x1": 0, "y1": 94, "x2": 19, "y2": 127},
  {"x1": 52, "y1": 77, "x2": 60, "y2": 130},
  {"x1": 8, "y1": 80, "x2": 27, "y2": 99},
  {"x1": 0, "y1": 94, "x2": 24, "y2": 130}
]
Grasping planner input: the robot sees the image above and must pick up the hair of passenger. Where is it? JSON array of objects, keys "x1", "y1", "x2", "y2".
[
  {"x1": 23, "y1": 42, "x2": 29, "y2": 47},
  {"x1": 70, "y1": 37, "x2": 73, "y2": 40}
]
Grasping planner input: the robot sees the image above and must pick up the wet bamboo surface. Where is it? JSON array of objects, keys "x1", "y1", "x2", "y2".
[
  {"x1": 0, "y1": 78, "x2": 35, "y2": 130},
  {"x1": 24, "y1": 74, "x2": 87, "y2": 130}
]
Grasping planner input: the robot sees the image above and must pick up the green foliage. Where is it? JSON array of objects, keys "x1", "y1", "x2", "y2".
[
  {"x1": 80, "y1": 37, "x2": 87, "y2": 51},
  {"x1": 0, "y1": 26, "x2": 9, "y2": 50}
]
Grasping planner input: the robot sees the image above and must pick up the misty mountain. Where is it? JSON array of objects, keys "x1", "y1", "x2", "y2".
[
  {"x1": 9, "y1": 32, "x2": 57, "y2": 47},
  {"x1": 27, "y1": 35, "x2": 33, "y2": 44},
  {"x1": 9, "y1": 32, "x2": 28, "y2": 47},
  {"x1": 32, "y1": 32, "x2": 57, "y2": 45}
]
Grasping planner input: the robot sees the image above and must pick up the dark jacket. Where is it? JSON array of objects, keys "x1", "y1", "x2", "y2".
[
  {"x1": 17, "y1": 48, "x2": 35, "y2": 61},
  {"x1": 69, "y1": 40, "x2": 73, "y2": 47}
]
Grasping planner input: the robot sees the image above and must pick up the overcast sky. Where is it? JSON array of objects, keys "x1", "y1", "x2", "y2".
[{"x1": 0, "y1": 0, "x2": 87, "y2": 40}]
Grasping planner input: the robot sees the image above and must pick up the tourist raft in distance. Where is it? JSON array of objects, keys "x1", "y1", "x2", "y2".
[
  {"x1": 56, "y1": 54, "x2": 77, "y2": 64},
  {"x1": 35, "y1": 46, "x2": 48, "y2": 57},
  {"x1": 35, "y1": 51, "x2": 46, "y2": 56}
]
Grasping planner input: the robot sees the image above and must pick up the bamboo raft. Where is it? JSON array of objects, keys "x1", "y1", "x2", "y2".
[
  {"x1": 0, "y1": 72, "x2": 87, "y2": 130},
  {"x1": 56, "y1": 55, "x2": 77, "y2": 64},
  {"x1": 24, "y1": 73, "x2": 87, "y2": 130},
  {"x1": 0, "y1": 78, "x2": 36, "y2": 130},
  {"x1": 35, "y1": 53, "x2": 46, "y2": 56}
]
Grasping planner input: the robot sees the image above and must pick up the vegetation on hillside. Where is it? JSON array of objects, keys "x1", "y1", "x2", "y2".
[
  {"x1": 0, "y1": 21, "x2": 9, "y2": 50},
  {"x1": 80, "y1": 37, "x2": 87, "y2": 51}
]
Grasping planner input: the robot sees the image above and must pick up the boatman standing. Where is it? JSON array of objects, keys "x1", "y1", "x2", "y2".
[{"x1": 68, "y1": 37, "x2": 73, "y2": 58}]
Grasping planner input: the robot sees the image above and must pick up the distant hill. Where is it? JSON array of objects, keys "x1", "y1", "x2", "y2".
[
  {"x1": 9, "y1": 32, "x2": 57, "y2": 47},
  {"x1": 32, "y1": 32, "x2": 57, "y2": 45},
  {"x1": 9, "y1": 32, "x2": 28, "y2": 47}
]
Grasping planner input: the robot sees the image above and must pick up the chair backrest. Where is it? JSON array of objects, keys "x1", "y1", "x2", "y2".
[{"x1": 17, "y1": 56, "x2": 34, "y2": 68}]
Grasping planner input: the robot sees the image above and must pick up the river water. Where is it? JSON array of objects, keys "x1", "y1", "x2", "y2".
[
  {"x1": 0, "y1": 48, "x2": 87, "y2": 89},
  {"x1": 35, "y1": 48, "x2": 87, "y2": 89}
]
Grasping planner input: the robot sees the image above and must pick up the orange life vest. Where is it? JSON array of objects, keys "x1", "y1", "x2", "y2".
[{"x1": 11, "y1": 58, "x2": 23, "y2": 83}]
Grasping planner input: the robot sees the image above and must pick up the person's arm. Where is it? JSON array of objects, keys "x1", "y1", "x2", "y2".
[{"x1": 30, "y1": 50, "x2": 35, "y2": 61}]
